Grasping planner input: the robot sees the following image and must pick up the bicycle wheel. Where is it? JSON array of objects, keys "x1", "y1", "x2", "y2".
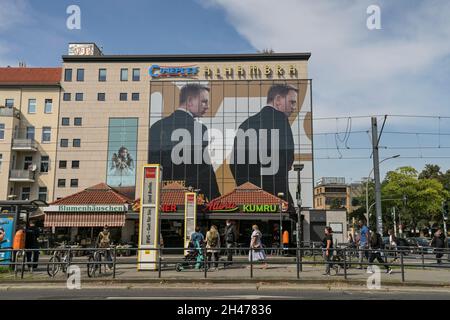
[
  {"x1": 87, "y1": 255, "x2": 98, "y2": 278},
  {"x1": 47, "y1": 255, "x2": 61, "y2": 277}
]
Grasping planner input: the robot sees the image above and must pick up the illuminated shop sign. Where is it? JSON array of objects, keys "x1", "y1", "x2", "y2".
[
  {"x1": 206, "y1": 202, "x2": 280, "y2": 213},
  {"x1": 149, "y1": 65, "x2": 199, "y2": 78},
  {"x1": 161, "y1": 204, "x2": 178, "y2": 212}
]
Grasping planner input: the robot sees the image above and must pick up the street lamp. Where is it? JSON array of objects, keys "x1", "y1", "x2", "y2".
[
  {"x1": 365, "y1": 154, "x2": 400, "y2": 228},
  {"x1": 293, "y1": 164, "x2": 304, "y2": 250},
  {"x1": 277, "y1": 192, "x2": 284, "y2": 250}
]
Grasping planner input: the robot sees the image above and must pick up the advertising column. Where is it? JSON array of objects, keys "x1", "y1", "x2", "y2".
[
  {"x1": 0, "y1": 214, "x2": 16, "y2": 265},
  {"x1": 184, "y1": 192, "x2": 197, "y2": 255},
  {"x1": 138, "y1": 165, "x2": 162, "y2": 271}
]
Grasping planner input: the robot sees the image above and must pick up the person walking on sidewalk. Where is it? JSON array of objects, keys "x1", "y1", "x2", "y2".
[
  {"x1": 282, "y1": 230, "x2": 289, "y2": 256},
  {"x1": 357, "y1": 219, "x2": 370, "y2": 269},
  {"x1": 322, "y1": 226, "x2": 339, "y2": 276},
  {"x1": 224, "y1": 220, "x2": 238, "y2": 266},
  {"x1": 430, "y1": 229, "x2": 445, "y2": 264},
  {"x1": 97, "y1": 225, "x2": 113, "y2": 270},
  {"x1": 206, "y1": 225, "x2": 220, "y2": 270},
  {"x1": 367, "y1": 228, "x2": 392, "y2": 274},
  {"x1": 248, "y1": 225, "x2": 268, "y2": 269}
]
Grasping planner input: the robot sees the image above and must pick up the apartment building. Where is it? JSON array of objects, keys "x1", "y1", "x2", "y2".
[{"x1": 0, "y1": 67, "x2": 61, "y2": 203}]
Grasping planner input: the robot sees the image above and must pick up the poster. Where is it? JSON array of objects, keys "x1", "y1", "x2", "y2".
[
  {"x1": 0, "y1": 215, "x2": 15, "y2": 265},
  {"x1": 106, "y1": 118, "x2": 138, "y2": 188}
]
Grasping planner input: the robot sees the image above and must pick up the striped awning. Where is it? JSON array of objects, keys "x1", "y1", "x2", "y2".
[{"x1": 44, "y1": 212, "x2": 126, "y2": 227}]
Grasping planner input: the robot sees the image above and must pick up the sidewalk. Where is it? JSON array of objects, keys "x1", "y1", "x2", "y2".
[{"x1": 2, "y1": 255, "x2": 449, "y2": 288}]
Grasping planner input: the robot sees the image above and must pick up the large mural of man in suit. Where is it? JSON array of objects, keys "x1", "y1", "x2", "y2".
[{"x1": 148, "y1": 83, "x2": 221, "y2": 201}]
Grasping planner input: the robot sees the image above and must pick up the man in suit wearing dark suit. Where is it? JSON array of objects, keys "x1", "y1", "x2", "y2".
[
  {"x1": 148, "y1": 84, "x2": 220, "y2": 201},
  {"x1": 229, "y1": 84, "x2": 298, "y2": 207}
]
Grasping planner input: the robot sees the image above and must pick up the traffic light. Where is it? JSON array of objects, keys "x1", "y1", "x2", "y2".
[{"x1": 443, "y1": 201, "x2": 449, "y2": 221}]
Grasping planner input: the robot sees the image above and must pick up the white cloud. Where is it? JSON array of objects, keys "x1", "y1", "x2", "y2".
[{"x1": 202, "y1": 0, "x2": 450, "y2": 125}]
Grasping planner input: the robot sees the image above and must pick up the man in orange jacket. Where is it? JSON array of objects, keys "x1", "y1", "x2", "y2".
[{"x1": 282, "y1": 230, "x2": 289, "y2": 256}]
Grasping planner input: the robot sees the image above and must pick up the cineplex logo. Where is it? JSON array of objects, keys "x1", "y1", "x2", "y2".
[{"x1": 171, "y1": 123, "x2": 280, "y2": 175}]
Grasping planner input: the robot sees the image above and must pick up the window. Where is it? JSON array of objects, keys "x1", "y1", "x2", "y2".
[
  {"x1": 63, "y1": 93, "x2": 71, "y2": 101},
  {"x1": 44, "y1": 99, "x2": 53, "y2": 113},
  {"x1": 76, "y1": 68, "x2": 84, "y2": 81},
  {"x1": 73, "y1": 139, "x2": 81, "y2": 147},
  {"x1": 42, "y1": 127, "x2": 51, "y2": 142},
  {"x1": 21, "y1": 187, "x2": 31, "y2": 200},
  {"x1": 64, "y1": 69, "x2": 72, "y2": 82},
  {"x1": 58, "y1": 179, "x2": 66, "y2": 188},
  {"x1": 74, "y1": 118, "x2": 82, "y2": 126},
  {"x1": 0, "y1": 124, "x2": 4, "y2": 140},
  {"x1": 5, "y1": 99, "x2": 14, "y2": 108},
  {"x1": 120, "y1": 93, "x2": 127, "y2": 101},
  {"x1": 70, "y1": 179, "x2": 78, "y2": 188},
  {"x1": 132, "y1": 68, "x2": 140, "y2": 81},
  {"x1": 59, "y1": 161, "x2": 67, "y2": 169},
  {"x1": 98, "y1": 69, "x2": 107, "y2": 81},
  {"x1": 132, "y1": 93, "x2": 140, "y2": 101},
  {"x1": 97, "y1": 93, "x2": 105, "y2": 101},
  {"x1": 120, "y1": 68, "x2": 128, "y2": 81},
  {"x1": 40, "y1": 156, "x2": 49, "y2": 173},
  {"x1": 24, "y1": 156, "x2": 33, "y2": 170},
  {"x1": 38, "y1": 187, "x2": 47, "y2": 202},
  {"x1": 28, "y1": 99, "x2": 36, "y2": 113},
  {"x1": 75, "y1": 93, "x2": 84, "y2": 101},
  {"x1": 61, "y1": 118, "x2": 70, "y2": 126},
  {"x1": 60, "y1": 139, "x2": 68, "y2": 147},
  {"x1": 72, "y1": 160, "x2": 80, "y2": 169}
]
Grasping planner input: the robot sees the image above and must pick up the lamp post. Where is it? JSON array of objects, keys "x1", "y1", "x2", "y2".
[
  {"x1": 365, "y1": 154, "x2": 400, "y2": 228},
  {"x1": 293, "y1": 164, "x2": 304, "y2": 250},
  {"x1": 277, "y1": 192, "x2": 284, "y2": 250}
]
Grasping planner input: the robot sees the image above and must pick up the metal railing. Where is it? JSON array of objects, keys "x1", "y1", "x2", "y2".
[
  {"x1": 9, "y1": 170, "x2": 35, "y2": 181},
  {"x1": 1, "y1": 244, "x2": 449, "y2": 283},
  {"x1": 12, "y1": 138, "x2": 37, "y2": 150}
]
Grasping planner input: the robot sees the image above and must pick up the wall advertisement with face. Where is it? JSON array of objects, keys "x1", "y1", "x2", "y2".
[
  {"x1": 148, "y1": 70, "x2": 313, "y2": 209},
  {"x1": 106, "y1": 118, "x2": 138, "y2": 189}
]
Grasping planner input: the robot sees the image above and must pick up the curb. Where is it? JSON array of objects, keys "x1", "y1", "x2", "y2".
[{"x1": 1, "y1": 278, "x2": 449, "y2": 288}]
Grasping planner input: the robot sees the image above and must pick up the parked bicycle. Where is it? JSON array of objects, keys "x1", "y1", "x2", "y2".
[
  {"x1": 47, "y1": 243, "x2": 73, "y2": 277},
  {"x1": 87, "y1": 246, "x2": 114, "y2": 278}
]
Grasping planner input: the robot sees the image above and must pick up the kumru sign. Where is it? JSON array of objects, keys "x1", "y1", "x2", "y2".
[
  {"x1": 206, "y1": 202, "x2": 280, "y2": 213},
  {"x1": 242, "y1": 204, "x2": 278, "y2": 213},
  {"x1": 45, "y1": 205, "x2": 128, "y2": 212}
]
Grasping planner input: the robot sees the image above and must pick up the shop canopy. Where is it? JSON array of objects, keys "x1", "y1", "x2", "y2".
[{"x1": 44, "y1": 183, "x2": 132, "y2": 228}]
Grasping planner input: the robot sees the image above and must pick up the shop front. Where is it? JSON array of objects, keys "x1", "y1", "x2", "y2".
[{"x1": 43, "y1": 183, "x2": 133, "y2": 247}]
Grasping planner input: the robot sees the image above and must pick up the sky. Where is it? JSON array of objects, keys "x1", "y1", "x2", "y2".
[{"x1": 1, "y1": 0, "x2": 450, "y2": 184}]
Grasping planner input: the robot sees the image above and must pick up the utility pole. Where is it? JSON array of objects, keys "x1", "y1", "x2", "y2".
[
  {"x1": 371, "y1": 117, "x2": 383, "y2": 235},
  {"x1": 392, "y1": 207, "x2": 397, "y2": 237}
]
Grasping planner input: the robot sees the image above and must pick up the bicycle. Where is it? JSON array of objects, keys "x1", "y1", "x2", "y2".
[
  {"x1": 47, "y1": 243, "x2": 73, "y2": 277},
  {"x1": 87, "y1": 246, "x2": 114, "y2": 278}
]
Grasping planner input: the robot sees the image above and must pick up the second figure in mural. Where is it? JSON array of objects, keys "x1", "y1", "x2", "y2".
[{"x1": 110, "y1": 146, "x2": 135, "y2": 186}]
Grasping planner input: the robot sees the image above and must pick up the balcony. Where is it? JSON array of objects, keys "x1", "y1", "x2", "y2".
[
  {"x1": 0, "y1": 107, "x2": 20, "y2": 118},
  {"x1": 9, "y1": 170, "x2": 35, "y2": 182},
  {"x1": 12, "y1": 138, "x2": 37, "y2": 151}
]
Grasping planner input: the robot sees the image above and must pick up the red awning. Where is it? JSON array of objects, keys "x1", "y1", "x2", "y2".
[{"x1": 44, "y1": 212, "x2": 126, "y2": 228}]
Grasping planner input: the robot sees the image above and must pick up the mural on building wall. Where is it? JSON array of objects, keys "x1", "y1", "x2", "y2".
[{"x1": 106, "y1": 118, "x2": 138, "y2": 191}]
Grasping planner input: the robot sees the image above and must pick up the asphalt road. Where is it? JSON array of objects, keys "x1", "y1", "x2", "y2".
[{"x1": 1, "y1": 286, "x2": 449, "y2": 300}]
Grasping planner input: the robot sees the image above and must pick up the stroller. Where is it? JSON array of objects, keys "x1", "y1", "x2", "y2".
[{"x1": 176, "y1": 240, "x2": 205, "y2": 271}]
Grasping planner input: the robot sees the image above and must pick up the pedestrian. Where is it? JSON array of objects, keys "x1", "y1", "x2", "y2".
[
  {"x1": 248, "y1": 225, "x2": 268, "y2": 269},
  {"x1": 206, "y1": 225, "x2": 220, "y2": 270},
  {"x1": 322, "y1": 226, "x2": 339, "y2": 276},
  {"x1": 282, "y1": 230, "x2": 289, "y2": 256},
  {"x1": 97, "y1": 225, "x2": 113, "y2": 270},
  {"x1": 388, "y1": 229, "x2": 398, "y2": 262},
  {"x1": 224, "y1": 220, "x2": 238, "y2": 266},
  {"x1": 430, "y1": 229, "x2": 445, "y2": 264},
  {"x1": 190, "y1": 226, "x2": 205, "y2": 244},
  {"x1": 367, "y1": 227, "x2": 392, "y2": 274},
  {"x1": 357, "y1": 219, "x2": 370, "y2": 269},
  {"x1": 25, "y1": 221, "x2": 40, "y2": 270}
]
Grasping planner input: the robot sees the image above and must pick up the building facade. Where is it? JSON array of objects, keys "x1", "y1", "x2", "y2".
[
  {"x1": 0, "y1": 67, "x2": 61, "y2": 204},
  {"x1": 54, "y1": 43, "x2": 314, "y2": 209}
]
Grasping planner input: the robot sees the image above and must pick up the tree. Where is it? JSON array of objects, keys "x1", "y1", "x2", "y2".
[
  {"x1": 418, "y1": 164, "x2": 442, "y2": 180},
  {"x1": 382, "y1": 166, "x2": 449, "y2": 234}
]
